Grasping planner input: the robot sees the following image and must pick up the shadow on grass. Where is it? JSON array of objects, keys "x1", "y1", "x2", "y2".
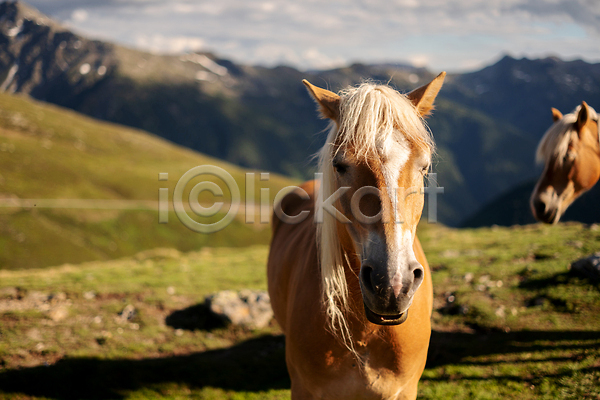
[
  {"x1": 424, "y1": 329, "x2": 600, "y2": 395},
  {"x1": 2, "y1": 329, "x2": 599, "y2": 399},
  {"x1": 165, "y1": 303, "x2": 227, "y2": 331},
  {"x1": 517, "y1": 270, "x2": 600, "y2": 299},
  {"x1": 427, "y1": 329, "x2": 600, "y2": 369},
  {"x1": 518, "y1": 271, "x2": 585, "y2": 290},
  {"x1": 422, "y1": 365, "x2": 600, "y2": 385},
  {"x1": 0, "y1": 334, "x2": 289, "y2": 400}
]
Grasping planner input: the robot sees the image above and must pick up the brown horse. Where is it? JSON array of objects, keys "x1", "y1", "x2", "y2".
[
  {"x1": 531, "y1": 102, "x2": 600, "y2": 224},
  {"x1": 267, "y1": 73, "x2": 445, "y2": 399}
]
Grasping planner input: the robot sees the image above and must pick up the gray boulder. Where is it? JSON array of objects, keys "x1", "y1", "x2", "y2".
[
  {"x1": 206, "y1": 289, "x2": 273, "y2": 329},
  {"x1": 570, "y1": 252, "x2": 600, "y2": 281}
]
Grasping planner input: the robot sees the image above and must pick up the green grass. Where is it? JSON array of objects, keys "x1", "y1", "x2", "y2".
[
  {"x1": 0, "y1": 246, "x2": 289, "y2": 399},
  {"x1": 417, "y1": 222, "x2": 600, "y2": 399},
  {"x1": 0, "y1": 92, "x2": 295, "y2": 269},
  {"x1": 0, "y1": 222, "x2": 599, "y2": 399}
]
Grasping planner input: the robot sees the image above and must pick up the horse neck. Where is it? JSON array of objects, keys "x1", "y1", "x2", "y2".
[
  {"x1": 583, "y1": 119, "x2": 600, "y2": 168},
  {"x1": 593, "y1": 119, "x2": 600, "y2": 159}
]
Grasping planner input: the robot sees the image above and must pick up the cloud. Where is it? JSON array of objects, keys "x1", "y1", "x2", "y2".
[
  {"x1": 506, "y1": 0, "x2": 600, "y2": 34},
  {"x1": 70, "y1": 8, "x2": 88, "y2": 23},
  {"x1": 134, "y1": 34, "x2": 205, "y2": 54},
  {"x1": 24, "y1": 0, "x2": 600, "y2": 72},
  {"x1": 408, "y1": 55, "x2": 430, "y2": 68}
]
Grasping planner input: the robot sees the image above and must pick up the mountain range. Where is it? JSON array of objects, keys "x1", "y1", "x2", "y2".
[{"x1": 1, "y1": 0, "x2": 600, "y2": 226}]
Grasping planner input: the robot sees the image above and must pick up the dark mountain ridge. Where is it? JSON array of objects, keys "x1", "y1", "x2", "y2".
[{"x1": 444, "y1": 54, "x2": 600, "y2": 138}]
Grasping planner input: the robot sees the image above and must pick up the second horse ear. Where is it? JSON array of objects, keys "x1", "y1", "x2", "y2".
[
  {"x1": 576, "y1": 101, "x2": 590, "y2": 137},
  {"x1": 406, "y1": 72, "x2": 446, "y2": 118},
  {"x1": 551, "y1": 108, "x2": 563, "y2": 122},
  {"x1": 303, "y1": 80, "x2": 340, "y2": 122}
]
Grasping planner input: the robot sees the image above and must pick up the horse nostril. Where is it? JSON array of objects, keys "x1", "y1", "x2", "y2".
[
  {"x1": 412, "y1": 265, "x2": 425, "y2": 292},
  {"x1": 413, "y1": 268, "x2": 423, "y2": 281},
  {"x1": 533, "y1": 199, "x2": 546, "y2": 218},
  {"x1": 361, "y1": 265, "x2": 374, "y2": 293}
]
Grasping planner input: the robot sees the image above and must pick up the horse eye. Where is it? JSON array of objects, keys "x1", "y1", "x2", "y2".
[
  {"x1": 565, "y1": 151, "x2": 576, "y2": 162},
  {"x1": 333, "y1": 161, "x2": 347, "y2": 174},
  {"x1": 420, "y1": 165, "x2": 430, "y2": 175}
]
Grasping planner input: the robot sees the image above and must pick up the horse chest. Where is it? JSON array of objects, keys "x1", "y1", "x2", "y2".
[
  {"x1": 292, "y1": 338, "x2": 416, "y2": 400},
  {"x1": 306, "y1": 361, "x2": 410, "y2": 400}
]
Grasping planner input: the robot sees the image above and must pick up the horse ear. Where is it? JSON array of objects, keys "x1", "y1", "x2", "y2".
[
  {"x1": 302, "y1": 79, "x2": 340, "y2": 121},
  {"x1": 577, "y1": 101, "x2": 590, "y2": 135},
  {"x1": 406, "y1": 71, "x2": 446, "y2": 118},
  {"x1": 551, "y1": 108, "x2": 563, "y2": 122}
]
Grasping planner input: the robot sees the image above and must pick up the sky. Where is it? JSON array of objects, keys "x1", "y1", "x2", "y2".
[{"x1": 24, "y1": 0, "x2": 600, "y2": 73}]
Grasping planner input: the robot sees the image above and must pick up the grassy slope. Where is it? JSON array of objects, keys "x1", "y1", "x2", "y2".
[
  {"x1": 0, "y1": 92, "x2": 294, "y2": 270},
  {"x1": 0, "y1": 222, "x2": 598, "y2": 399}
]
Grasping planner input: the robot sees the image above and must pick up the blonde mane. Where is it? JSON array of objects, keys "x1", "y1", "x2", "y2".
[
  {"x1": 536, "y1": 104, "x2": 599, "y2": 165},
  {"x1": 316, "y1": 82, "x2": 433, "y2": 350}
]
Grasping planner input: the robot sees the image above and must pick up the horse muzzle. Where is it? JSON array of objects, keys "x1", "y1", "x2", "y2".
[
  {"x1": 531, "y1": 189, "x2": 562, "y2": 224},
  {"x1": 363, "y1": 303, "x2": 410, "y2": 325},
  {"x1": 359, "y1": 261, "x2": 424, "y2": 325},
  {"x1": 531, "y1": 198, "x2": 560, "y2": 224}
]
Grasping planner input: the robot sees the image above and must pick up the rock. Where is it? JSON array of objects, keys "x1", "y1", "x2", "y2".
[
  {"x1": 206, "y1": 290, "x2": 273, "y2": 329},
  {"x1": 495, "y1": 306, "x2": 506, "y2": 318},
  {"x1": 26, "y1": 291, "x2": 49, "y2": 303},
  {"x1": 48, "y1": 305, "x2": 69, "y2": 322},
  {"x1": 570, "y1": 253, "x2": 600, "y2": 281},
  {"x1": 117, "y1": 304, "x2": 136, "y2": 323},
  {"x1": 26, "y1": 328, "x2": 42, "y2": 341},
  {"x1": 83, "y1": 291, "x2": 96, "y2": 300},
  {"x1": 49, "y1": 292, "x2": 67, "y2": 303}
]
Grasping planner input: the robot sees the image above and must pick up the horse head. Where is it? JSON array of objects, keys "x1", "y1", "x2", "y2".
[
  {"x1": 531, "y1": 102, "x2": 600, "y2": 224},
  {"x1": 304, "y1": 73, "x2": 444, "y2": 326}
]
